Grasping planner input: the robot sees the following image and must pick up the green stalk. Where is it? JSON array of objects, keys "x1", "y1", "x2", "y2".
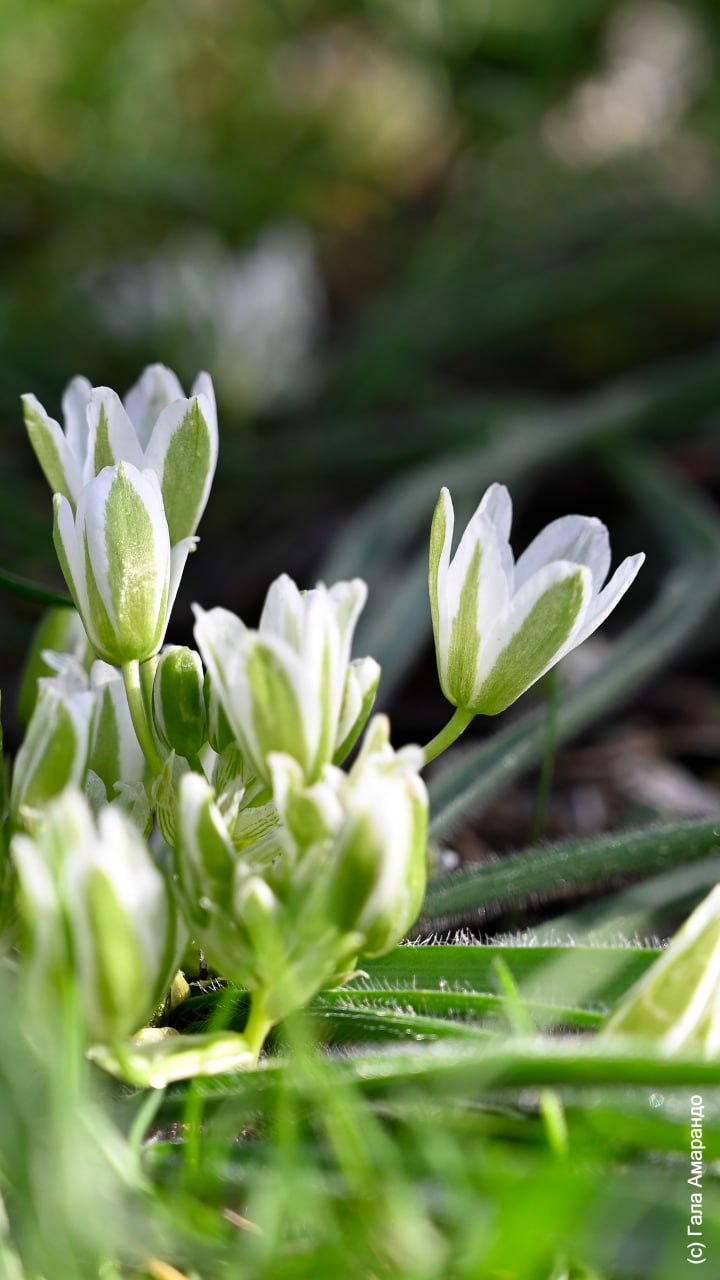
[
  {"x1": 121, "y1": 660, "x2": 164, "y2": 778},
  {"x1": 243, "y1": 993, "x2": 274, "y2": 1063},
  {"x1": 422, "y1": 707, "x2": 474, "y2": 766}
]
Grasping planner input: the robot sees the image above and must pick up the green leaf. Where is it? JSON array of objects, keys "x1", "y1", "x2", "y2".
[
  {"x1": 532, "y1": 855, "x2": 720, "y2": 945},
  {"x1": 363, "y1": 943, "x2": 659, "y2": 1011},
  {"x1": 421, "y1": 817, "x2": 720, "y2": 924},
  {"x1": 149, "y1": 1037, "x2": 720, "y2": 1117}
]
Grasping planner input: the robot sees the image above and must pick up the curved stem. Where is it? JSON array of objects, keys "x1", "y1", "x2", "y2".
[
  {"x1": 422, "y1": 707, "x2": 474, "y2": 766},
  {"x1": 121, "y1": 660, "x2": 165, "y2": 778},
  {"x1": 0, "y1": 566, "x2": 73, "y2": 609},
  {"x1": 243, "y1": 992, "x2": 274, "y2": 1063}
]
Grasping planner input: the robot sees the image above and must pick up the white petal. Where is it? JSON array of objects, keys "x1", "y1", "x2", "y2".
[
  {"x1": 478, "y1": 481, "x2": 514, "y2": 584},
  {"x1": 191, "y1": 371, "x2": 218, "y2": 432},
  {"x1": 53, "y1": 493, "x2": 87, "y2": 617},
  {"x1": 77, "y1": 468, "x2": 117, "y2": 623},
  {"x1": 571, "y1": 552, "x2": 645, "y2": 648},
  {"x1": 475, "y1": 560, "x2": 593, "y2": 694},
  {"x1": 445, "y1": 508, "x2": 511, "y2": 653},
  {"x1": 124, "y1": 364, "x2": 185, "y2": 449},
  {"x1": 326, "y1": 578, "x2": 368, "y2": 655},
  {"x1": 515, "y1": 515, "x2": 611, "y2": 594},
  {"x1": 85, "y1": 389, "x2": 144, "y2": 481},
  {"x1": 259, "y1": 573, "x2": 305, "y2": 647},
  {"x1": 193, "y1": 605, "x2": 248, "y2": 729},
  {"x1": 62, "y1": 375, "x2": 93, "y2": 467},
  {"x1": 429, "y1": 487, "x2": 455, "y2": 675},
  {"x1": 168, "y1": 536, "x2": 198, "y2": 619},
  {"x1": 24, "y1": 394, "x2": 83, "y2": 503}
]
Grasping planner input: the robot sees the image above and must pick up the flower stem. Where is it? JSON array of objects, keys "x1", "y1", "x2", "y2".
[
  {"x1": 243, "y1": 993, "x2": 273, "y2": 1063},
  {"x1": 122, "y1": 660, "x2": 165, "y2": 777},
  {"x1": 422, "y1": 706, "x2": 474, "y2": 765}
]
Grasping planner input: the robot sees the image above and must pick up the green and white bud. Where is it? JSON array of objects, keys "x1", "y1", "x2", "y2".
[
  {"x1": 153, "y1": 646, "x2": 207, "y2": 759},
  {"x1": 11, "y1": 683, "x2": 94, "y2": 826},
  {"x1": 53, "y1": 462, "x2": 195, "y2": 665},
  {"x1": 429, "y1": 485, "x2": 644, "y2": 716},
  {"x1": 194, "y1": 573, "x2": 369, "y2": 785},
  {"x1": 11, "y1": 789, "x2": 180, "y2": 1044},
  {"x1": 24, "y1": 363, "x2": 218, "y2": 544}
]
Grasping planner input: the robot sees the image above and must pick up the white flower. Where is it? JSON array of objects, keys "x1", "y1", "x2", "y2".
[
  {"x1": 53, "y1": 462, "x2": 195, "y2": 665},
  {"x1": 23, "y1": 363, "x2": 218, "y2": 544},
  {"x1": 194, "y1": 574, "x2": 370, "y2": 784},
  {"x1": 269, "y1": 715, "x2": 428, "y2": 956},
  {"x1": 38, "y1": 655, "x2": 147, "y2": 802},
  {"x1": 429, "y1": 484, "x2": 645, "y2": 715},
  {"x1": 81, "y1": 226, "x2": 322, "y2": 414},
  {"x1": 11, "y1": 789, "x2": 179, "y2": 1044}
]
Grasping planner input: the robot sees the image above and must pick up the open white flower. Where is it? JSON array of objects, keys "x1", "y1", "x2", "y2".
[
  {"x1": 429, "y1": 484, "x2": 645, "y2": 716},
  {"x1": 54, "y1": 462, "x2": 195, "y2": 665},
  {"x1": 194, "y1": 574, "x2": 373, "y2": 784},
  {"x1": 23, "y1": 363, "x2": 218, "y2": 544}
]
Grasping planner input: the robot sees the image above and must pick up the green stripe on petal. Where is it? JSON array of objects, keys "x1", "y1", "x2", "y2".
[
  {"x1": 83, "y1": 532, "x2": 120, "y2": 662},
  {"x1": 92, "y1": 402, "x2": 117, "y2": 474},
  {"x1": 24, "y1": 397, "x2": 75, "y2": 503},
  {"x1": 53, "y1": 496, "x2": 83, "y2": 610},
  {"x1": 153, "y1": 399, "x2": 214, "y2": 543},
  {"x1": 12, "y1": 693, "x2": 91, "y2": 816},
  {"x1": 100, "y1": 468, "x2": 169, "y2": 662},
  {"x1": 428, "y1": 489, "x2": 449, "y2": 652},
  {"x1": 472, "y1": 569, "x2": 586, "y2": 715},
  {"x1": 445, "y1": 540, "x2": 482, "y2": 708},
  {"x1": 89, "y1": 684, "x2": 121, "y2": 799},
  {"x1": 246, "y1": 641, "x2": 309, "y2": 780}
]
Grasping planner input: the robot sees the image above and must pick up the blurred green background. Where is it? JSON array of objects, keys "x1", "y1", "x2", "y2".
[{"x1": 2, "y1": 0, "x2": 720, "y2": 810}]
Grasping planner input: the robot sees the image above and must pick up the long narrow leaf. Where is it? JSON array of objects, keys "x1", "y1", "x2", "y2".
[{"x1": 421, "y1": 817, "x2": 720, "y2": 924}]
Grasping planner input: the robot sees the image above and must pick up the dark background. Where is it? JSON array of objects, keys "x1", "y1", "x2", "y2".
[{"x1": 2, "y1": 0, "x2": 720, "y2": 860}]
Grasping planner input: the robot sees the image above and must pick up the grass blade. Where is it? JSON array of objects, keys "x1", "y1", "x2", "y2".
[{"x1": 421, "y1": 817, "x2": 720, "y2": 924}]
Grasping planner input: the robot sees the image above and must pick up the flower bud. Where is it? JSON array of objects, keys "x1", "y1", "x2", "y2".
[
  {"x1": 194, "y1": 574, "x2": 369, "y2": 785},
  {"x1": 429, "y1": 485, "x2": 644, "y2": 716},
  {"x1": 11, "y1": 790, "x2": 180, "y2": 1044},
  {"x1": 53, "y1": 462, "x2": 195, "y2": 665},
  {"x1": 152, "y1": 646, "x2": 207, "y2": 759}
]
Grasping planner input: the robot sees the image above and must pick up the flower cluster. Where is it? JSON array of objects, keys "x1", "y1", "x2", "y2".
[{"x1": 6, "y1": 362, "x2": 644, "y2": 1083}]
